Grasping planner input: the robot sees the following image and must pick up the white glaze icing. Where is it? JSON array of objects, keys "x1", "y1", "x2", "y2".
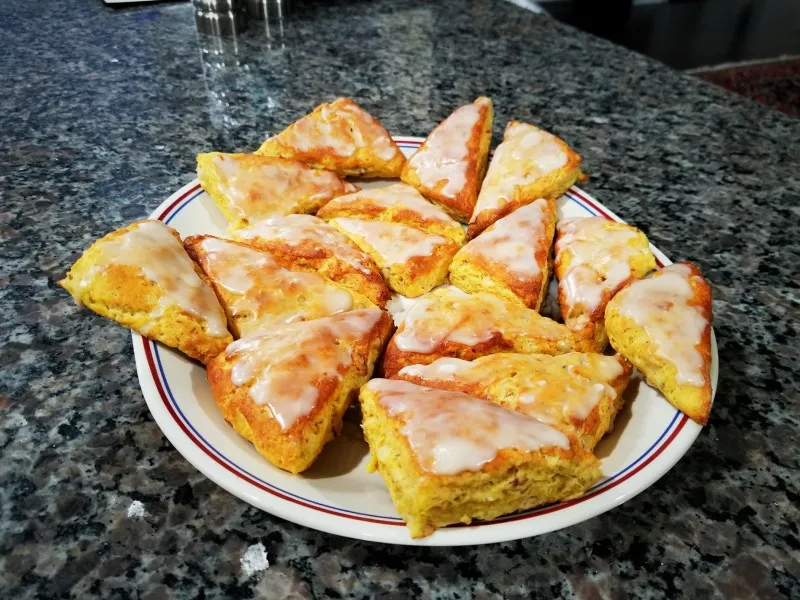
[
  {"x1": 331, "y1": 218, "x2": 447, "y2": 266},
  {"x1": 197, "y1": 237, "x2": 354, "y2": 334},
  {"x1": 327, "y1": 183, "x2": 456, "y2": 225},
  {"x1": 399, "y1": 357, "x2": 474, "y2": 379},
  {"x1": 398, "y1": 353, "x2": 625, "y2": 422},
  {"x1": 367, "y1": 378, "x2": 570, "y2": 474},
  {"x1": 459, "y1": 198, "x2": 551, "y2": 278},
  {"x1": 392, "y1": 288, "x2": 568, "y2": 353},
  {"x1": 76, "y1": 221, "x2": 228, "y2": 337},
  {"x1": 406, "y1": 100, "x2": 487, "y2": 199},
  {"x1": 555, "y1": 217, "x2": 651, "y2": 319},
  {"x1": 271, "y1": 98, "x2": 399, "y2": 161},
  {"x1": 233, "y1": 214, "x2": 375, "y2": 275},
  {"x1": 613, "y1": 263, "x2": 708, "y2": 386},
  {"x1": 226, "y1": 309, "x2": 382, "y2": 429},
  {"x1": 471, "y1": 122, "x2": 569, "y2": 219},
  {"x1": 208, "y1": 154, "x2": 354, "y2": 223}
]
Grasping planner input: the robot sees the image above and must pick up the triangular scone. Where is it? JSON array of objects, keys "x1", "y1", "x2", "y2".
[
  {"x1": 59, "y1": 220, "x2": 232, "y2": 363},
  {"x1": 395, "y1": 352, "x2": 631, "y2": 451},
  {"x1": 555, "y1": 217, "x2": 656, "y2": 351},
  {"x1": 183, "y1": 235, "x2": 375, "y2": 338},
  {"x1": 605, "y1": 263, "x2": 713, "y2": 425},
  {"x1": 317, "y1": 184, "x2": 465, "y2": 297},
  {"x1": 381, "y1": 287, "x2": 596, "y2": 377},
  {"x1": 327, "y1": 218, "x2": 460, "y2": 298},
  {"x1": 449, "y1": 198, "x2": 557, "y2": 310},
  {"x1": 256, "y1": 98, "x2": 406, "y2": 178},
  {"x1": 360, "y1": 379, "x2": 602, "y2": 538},
  {"x1": 208, "y1": 309, "x2": 392, "y2": 473},
  {"x1": 468, "y1": 121, "x2": 583, "y2": 238},
  {"x1": 196, "y1": 152, "x2": 358, "y2": 231},
  {"x1": 316, "y1": 183, "x2": 467, "y2": 245},
  {"x1": 401, "y1": 97, "x2": 493, "y2": 222},
  {"x1": 232, "y1": 215, "x2": 390, "y2": 308}
]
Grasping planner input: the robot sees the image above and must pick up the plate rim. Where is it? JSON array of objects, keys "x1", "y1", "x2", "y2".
[{"x1": 133, "y1": 136, "x2": 718, "y2": 546}]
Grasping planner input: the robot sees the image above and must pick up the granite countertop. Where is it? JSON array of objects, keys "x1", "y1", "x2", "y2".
[{"x1": 2, "y1": 0, "x2": 799, "y2": 597}]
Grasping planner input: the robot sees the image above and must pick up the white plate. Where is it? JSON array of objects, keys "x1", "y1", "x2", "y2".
[{"x1": 133, "y1": 137, "x2": 718, "y2": 546}]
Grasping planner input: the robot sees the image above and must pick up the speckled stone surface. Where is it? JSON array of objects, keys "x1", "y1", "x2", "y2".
[{"x1": 2, "y1": 0, "x2": 799, "y2": 598}]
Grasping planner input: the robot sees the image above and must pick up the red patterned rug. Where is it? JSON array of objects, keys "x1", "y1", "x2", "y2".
[{"x1": 692, "y1": 57, "x2": 800, "y2": 118}]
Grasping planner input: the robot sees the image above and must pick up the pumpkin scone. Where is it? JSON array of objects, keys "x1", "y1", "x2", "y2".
[
  {"x1": 555, "y1": 216, "x2": 656, "y2": 351},
  {"x1": 449, "y1": 198, "x2": 557, "y2": 310},
  {"x1": 197, "y1": 152, "x2": 358, "y2": 230},
  {"x1": 184, "y1": 235, "x2": 375, "y2": 338},
  {"x1": 468, "y1": 121, "x2": 583, "y2": 238},
  {"x1": 394, "y1": 352, "x2": 631, "y2": 451},
  {"x1": 401, "y1": 97, "x2": 493, "y2": 222},
  {"x1": 381, "y1": 287, "x2": 596, "y2": 377},
  {"x1": 256, "y1": 97, "x2": 406, "y2": 178},
  {"x1": 232, "y1": 214, "x2": 390, "y2": 308},
  {"x1": 605, "y1": 262, "x2": 713, "y2": 425},
  {"x1": 317, "y1": 184, "x2": 466, "y2": 297},
  {"x1": 59, "y1": 220, "x2": 232, "y2": 363},
  {"x1": 360, "y1": 378, "x2": 602, "y2": 538},
  {"x1": 208, "y1": 309, "x2": 392, "y2": 473},
  {"x1": 316, "y1": 183, "x2": 467, "y2": 245}
]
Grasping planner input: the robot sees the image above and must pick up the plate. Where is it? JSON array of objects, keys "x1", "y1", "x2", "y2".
[{"x1": 133, "y1": 137, "x2": 718, "y2": 546}]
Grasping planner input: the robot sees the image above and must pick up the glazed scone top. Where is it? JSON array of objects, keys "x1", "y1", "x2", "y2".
[
  {"x1": 197, "y1": 237, "x2": 354, "y2": 328},
  {"x1": 405, "y1": 99, "x2": 490, "y2": 200},
  {"x1": 471, "y1": 121, "x2": 569, "y2": 218},
  {"x1": 398, "y1": 353, "x2": 626, "y2": 422},
  {"x1": 459, "y1": 198, "x2": 551, "y2": 278},
  {"x1": 330, "y1": 218, "x2": 448, "y2": 266},
  {"x1": 366, "y1": 378, "x2": 570, "y2": 474},
  {"x1": 72, "y1": 220, "x2": 228, "y2": 337},
  {"x1": 393, "y1": 287, "x2": 569, "y2": 353},
  {"x1": 207, "y1": 153, "x2": 356, "y2": 222},
  {"x1": 556, "y1": 217, "x2": 652, "y2": 315},
  {"x1": 233, "y1": 214, "x2": 375, "y2": 275},
  {"x1": 226, "y1": 309, "x2": 384, "y2": 430},
  {"x1": 330, "y1": 184, "x2": 457, "y2": 225},
  {"x1": 612, "y1": 263, "x2": 709, "y2": 386},
  {"x1": 271, "y1": 98, "x2": 399, "y2": 161}
]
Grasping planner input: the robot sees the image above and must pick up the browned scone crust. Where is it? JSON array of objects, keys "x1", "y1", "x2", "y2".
[
  {"x1": 255, "y1": 97, "x2": 406, "y2": 178},
  {"x1": 392, "y1": 352, "x2": 632, "y2": 450},
  {"x1": 207, "y1": 310, "x2": 393, "y2": 473},
  {"x1": 400, "y1": 97, "x2": 493, "y2": 222},
  {"x1": 381, "y1": 287, "x2": 596, "y2": 378},
  {"x1": 467, "y1": 120, "x2": 583, "y2": 238},
  {"x1": 449, "y1": 198, "x2": 557, "y2": 310},
  {"x1": 316, "y1": 183, "x2": 467, "y2": 246},
  {"x1": 184, "y1": 235, "x2": 376, "y2": 338},
  {"x1": 605, "y1": 262, "x2": 713, "y2": 425},
  {"x1": 59, "y1": 220, "x2": 232, "y2": 364},
  {"x1": 232, "y1": 215, "x2": 391, "y2": 308}
]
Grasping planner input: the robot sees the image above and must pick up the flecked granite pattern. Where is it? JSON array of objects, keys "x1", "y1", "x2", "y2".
[{"x1": 1, "y1": 0, "x2": 799, "y2": 597}]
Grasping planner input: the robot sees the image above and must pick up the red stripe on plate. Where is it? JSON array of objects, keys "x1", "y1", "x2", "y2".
[
  {"x1": 568, "y1": 188, "x2": 614, "y2": 220},
  {"x1": 157, "y1": 183, "x2": 202, "y2": 221},
  {"x1": 143, "y1": 341, "x2": 404, "y2": 526}
]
